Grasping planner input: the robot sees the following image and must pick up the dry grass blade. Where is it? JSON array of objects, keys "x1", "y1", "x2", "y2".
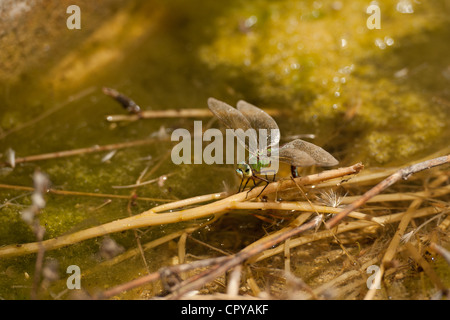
[
  {"x1": 325, "y1": 155, "x2": 450, "y2": 229},
  {"x1": 0, "y1": 164, "x2": 363, "y2": 258},
  {"x1": 0, "y1": 138, "x2": 164, "y2": 167},
  {"x1": 165, "y1": 217, "x2": 322, "y2": 300},
  {"x1": 363, "y1": 173, "x2": 449, "y2": 300},
  {"x1": 105, "y1": 109, "x2": 283, "y2": 122},
  {"x1": 405, "y1": 243, "x2": 447, "y2": 292},
  {"x1": 93, "y1": 203, "x2": 446, "y2": 299},
  {"x1": 2, "y1": 154, "x2": 448, "y2": 300},
  {"x1": 430, "y1": 243, "x2": 450, "y2": 265},
  {"x1": 254, "y1": 206, "x2": 445, "y2": 263},
  {"x1": 0, "y1": 183, "x2": 174, "y2": 203}
]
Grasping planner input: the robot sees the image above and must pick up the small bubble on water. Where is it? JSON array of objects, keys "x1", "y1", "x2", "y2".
[
  {"x1": 375, "y1": 38, "x2": 386, "y2": 50},
  {"x1": 385, "y1": 36, "x2": 394, "y2": 46},
  {"x1": 396, "y1": 0, "x2": 414, "y2": 14},
  {"x1": 244, "y1": 15, "x2": 257, "y2": 28}
]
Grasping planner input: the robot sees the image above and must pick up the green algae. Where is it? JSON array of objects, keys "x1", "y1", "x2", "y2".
[{"x1": 198, "y1": 0, "x2": 449, "y2": 165}]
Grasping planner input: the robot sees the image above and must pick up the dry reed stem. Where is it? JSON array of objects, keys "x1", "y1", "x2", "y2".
[
  {"x1": 246, "y1": 267, "x2": 262, "y2": 296},
  {"x1": 164, "y1": 217, "x2": 322, "y2": 299},
  {"x1": 284, "y1": 237, "x2": 291, "y2": 274},
  {"x1": 325, "y1": 155, "x2": 450, "y2": 229},
  {"x1": 3, "y1": 157, "x2": 448, "y2": 299},
  {"x1": 438, "y1": 215, "x2": 450, "y2": 231},
  {"x1": 430, "y1": 243, "x2": 450, "y2": 265},
  {"x1": 316, "y1": 168, "x2": 399, "y2": 188},
  {"x1": 317, "y1": 146, "x2": 450, "y2": 189},
  {"x1": 105, "y1": 109, "x2": 283, "y2": 122},
  {"x1": 95, "y1": 204, "x2": 445, "y2": 299},
  {"x1": 52, "y1": 224, "x2": 217, "y2": 299},
  {"x1": 226, "y1": 265, "x2": 242, "y2": 296},
  {"x1": 363, "y1": 174, "x2": 448, "y2": 300},
  {"x1": 101, "y1": 202, "x2": 446, "y2": 299},
  {"x1": 0, "y1": 183, "x2": 173, "y2": 203},
  {"x1": 341, "y1": 184, "x2": 450, "y2": 204},
  {"x1": 0, "y1": 139, "x2": 163, "y2": 167},
  {"x1": 97, "y1": 256, "x2": 231, "y2": 299},
  {"x1": 405, "y1": 243, "x2": 447, "y2": 292},
  {"x1": 104, "y1": 205, "x2": 446, "y2": 298},
  {"x1": 0, "y1": 164, "x2": 363, "y2": 258},
  {"x1": 82, "y1": 227, "x2": 198, "y2": 278},
  {"x1": 3, "y1": 179, "x2": 445, "y2": 208},
  {"x1": 233, "y1": 201, "x2": 384, "y2": 224},
  {"x1": 253, "y1": 206, "x2": 444, "y2": 263},
  {"x1": 95, "y1": 182, "x2": 447, "y2": 299}
]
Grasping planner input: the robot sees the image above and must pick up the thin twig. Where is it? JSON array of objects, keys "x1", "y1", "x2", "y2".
[
  {"x1": 112, "y1": 173, "x2": 174, "y2": 189},
  {"x1": 405, "y1": 243, "x2": 447, "y2": 291},
  {"x1": 52, "y1": 205, "x2": 450, "y2": 299},
  {"x1": 80, "y1": 227, "x2": 199, "y2": 279},
  {"x1": 0, "y1": 164, "x2": 363, "y2": 258},
  {"x1": 232, "y1": 201, "x2": 383, "y2": 224},
  {"x1": 341, "y1": 184, "x2": 450, "y2": 204},
  {"x1": 105, "y1": 109, "x2": 283, "y2": 122},
  {"x1": 247, "y1": 163, "x2": 364, "y2": 200},
  {"x1": 0, "y1": 87, "x2": 96, "y2": 141},
  {"x1": 187, "y1": 235, "x2": 232, "y2": 257},
  {"x1": 126, "y1": 165, "x2": 152, "y2": 274},
  {"x1": 0, "y1": 138, "x2": 164, "y2": 167},
  {"x1": 430, "y1": 243, "x2": 450, "y2": 265},
  {"x1": 96, "y1": 256, "x2": 231, "y2": 299},
  {"x1": 254, "y1": 206, "x2": 444, "y2": 263},
  {"x1": 363, "y1": 175, "x2": 448, "y2": 300},
  {"x1": 165, "y1": 217, "x2": 322, "y2": 299},
  {"x1": 0, "y1": 183, "x2": 173, "y2": 203},
  {"x1": 325, "y1": 155, "x2": 450, "y2": 229}
]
